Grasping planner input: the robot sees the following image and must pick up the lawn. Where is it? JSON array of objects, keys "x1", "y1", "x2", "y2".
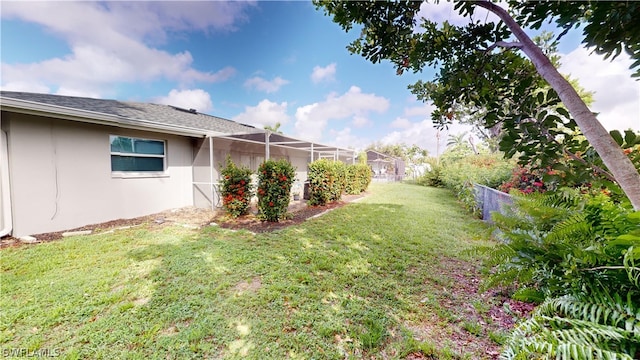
[{"x1": 1, "y1": 183, "x2": 512, "y2": 359}]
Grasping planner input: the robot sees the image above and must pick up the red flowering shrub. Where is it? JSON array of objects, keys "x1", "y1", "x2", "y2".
[
  {"x1": 499, "y1": 166, "x2": 547, "y2": 194},
  {"x1": 257, "y1": 159, "x2": 296, "y2": 222},
  {"x1": 220, "y1": 157, "x2": 253, "y2": 218},
  {"x1": 624, "y1": 144, "x2": 640, "y2": 170}
]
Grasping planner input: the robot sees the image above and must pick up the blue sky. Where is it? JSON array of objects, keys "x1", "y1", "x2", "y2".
[{"x1": 1, "y1": 1, "x2": 638, "y2": 155}]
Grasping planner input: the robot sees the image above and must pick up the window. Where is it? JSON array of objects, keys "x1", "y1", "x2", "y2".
[{"x1": 110, "y1": 135, "x2": 165, "y2": 172}]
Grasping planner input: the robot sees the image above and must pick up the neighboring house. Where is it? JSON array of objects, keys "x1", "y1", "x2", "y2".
[
  {"x1": 366, "y1": 150, "x2": 405, "y2": 182},
  {"x1": 0, "y1": 91, "x2": 355, "y2": 237}
]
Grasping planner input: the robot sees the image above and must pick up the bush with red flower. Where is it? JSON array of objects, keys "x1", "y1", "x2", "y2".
[
  {"x1": 219, "y1": 156, "x2": 253, "y2": 218},
  {"x1": 257, "y1": 159, "x2": 296, "y2": 222},
  {"x1": 499, "y1": 165, "x2": 548, "y2": 194}
]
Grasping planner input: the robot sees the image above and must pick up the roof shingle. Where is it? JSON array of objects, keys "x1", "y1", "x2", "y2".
[{"x1": 0, "y1": 91, "x2": 257, "y2": 135}]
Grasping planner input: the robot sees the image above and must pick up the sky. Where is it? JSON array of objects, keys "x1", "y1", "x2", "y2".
[{"x1": 1, "y1": 1, "x2": 639, "y2": 156}]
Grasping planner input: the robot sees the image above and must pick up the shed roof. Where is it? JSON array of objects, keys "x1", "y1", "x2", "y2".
[{"x1": 366, "y1": 149, "x2": 403, "y2": 162}]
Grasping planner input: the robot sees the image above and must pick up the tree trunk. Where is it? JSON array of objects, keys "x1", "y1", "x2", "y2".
[{"x1": 476, "y1": 1, "x2": 640, "y2": 210}]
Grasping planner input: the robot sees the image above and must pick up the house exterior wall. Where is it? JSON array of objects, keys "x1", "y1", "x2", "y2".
[
  {"x1": 192, "y1": 137, "x2": 310, "y2": 209},
  {"x1": 5, "y1": 112, "x2": 194, "y2": 237}
]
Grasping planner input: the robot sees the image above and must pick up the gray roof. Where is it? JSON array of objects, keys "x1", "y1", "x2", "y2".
[{"x1": 0, "y1": 91, "x2": 257, "y2": 135}]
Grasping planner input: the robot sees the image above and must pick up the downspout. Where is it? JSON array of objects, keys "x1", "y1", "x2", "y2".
[
  {"x1": 209, "y1": 136, "x2": 215, "y2": 210},
  {"x1": 310, "y1": 143, "x2": 314, "y2": 162},
  {"x1": 0, "y1": 129, "x2": 12, "y2": 237}
]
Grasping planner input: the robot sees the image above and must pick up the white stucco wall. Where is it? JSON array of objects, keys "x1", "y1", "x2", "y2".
[{"x1": 5, "y1": 112, "x2": 194, "y2": 237}]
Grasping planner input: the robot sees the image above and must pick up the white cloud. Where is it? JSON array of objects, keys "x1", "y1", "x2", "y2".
[
  {"x1": 244, "y1": 76, "x2": 289, "y2": 93},
  {"x1": 0, "y1": 81, "x2": 51, "y2": 94},
  {"x1": 404, "y1": 103, "x2": 436, "y2": 118},
  {"x1": 381, "y1": 119, "x2": 473, "y2": 157},
  {"x1": 559, "y1": 46, "x2": 640, "y2": 131},
  {"x1": 233, "y1": 99, "x2": 290, "y2": 128},
  {"x1": 415, "y1": 1, "x2": 500, "y2": 28},
  {"x1": 294, "y1": 86, "x2": 390, "y2": 141},
  {"x1": 153, "y1": 89, "x2": 214, "y2": 113},
  {"x1": 390, "y1": 117, "x2": 412, "y2": 129},
  {"x1": 0, "y1": 1, "x2": 247, "y2": 96},
  {"x1": 310, "y1": 63, "x2": 337, "y2": 84},
  {"x1": 352, "y1": 115, "x2": 371, "y2": 128},
  {"x1": 329, "y1": 127, "x2": 369, "y2": 150},
  {"x1": 55, "y1": 87, "x2": 101, "y2": 99}
]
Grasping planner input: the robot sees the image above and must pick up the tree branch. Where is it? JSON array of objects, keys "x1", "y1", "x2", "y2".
[
  {"x1": 473, "y1": 0, "x2": 640, "y2": 209},
  {"x1": 539, "y1": 126, "x2": 617, "y2": 182},
  {"x1": 485, "y1": 41, "x2": 523, "y2": 52}
]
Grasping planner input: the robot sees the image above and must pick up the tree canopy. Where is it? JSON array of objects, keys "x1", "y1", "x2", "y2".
[{"x1": 315, "y1": 0, "x2": 640, "y2": 209}]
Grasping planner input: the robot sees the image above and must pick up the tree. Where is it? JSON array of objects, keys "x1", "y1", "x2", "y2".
[
  {"x1": 264, "y1": 122, "x2": 283, "y2": 134},
  {"x1": 366, "y1": 142, "x2": 408, "y2": 160},
  {"x1": 315, "y1": 0, "x2": 640, "y2": 209},
  {"x1": 446, "y1": 132, "x2": 468, "y2": 148},
  {"x1": 366, "y1": 142, "x2": 430, "y2": 178}
]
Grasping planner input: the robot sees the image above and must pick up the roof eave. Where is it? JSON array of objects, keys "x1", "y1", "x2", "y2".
[{"x1": 0, "y1": 96, "x2": 221, "y2": 138}]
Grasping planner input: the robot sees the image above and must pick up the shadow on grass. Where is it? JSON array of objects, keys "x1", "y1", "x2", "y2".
[{"x1": 62, "y1": 199, "x2": 489, "y2": 359}]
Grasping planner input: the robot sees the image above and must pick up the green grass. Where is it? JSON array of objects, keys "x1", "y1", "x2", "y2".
[{"x1": 1, "y1": 183, "x2": 495, "y2": 359}]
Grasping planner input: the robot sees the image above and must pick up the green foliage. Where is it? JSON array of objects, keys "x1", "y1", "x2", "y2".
[
  {"x1": 417, "y1": 164, "x2": 444, "y2": 188},
  {"x1": 499, "y1": 165, "x2": 550, "y2": 194},
  {"x1": 257, "y1": 159, "x2": 296, "y2": 222},
  {"x1": 308, "y1": 159, "x2": 346, "y2": 206},
  {"x1": 264, "y1": 122, "x2": 283, "y2": 134},
  {"x1": 366, "y1": 143, "x2": 430, "y2": 180},
  {"x1": 219, "y1": 156, "x2": 253, "y2": 218},
  {"x1": 345, "y1": 163, "x2": 372, "y2": 195},
  {"x1": 481, "y1": 191, "x2": 640, "y2": 302},
  {"x1": 316, "y1": 0, "x2": 640, "y2": 208},
  {"x1": 332, "y1": 161, "x2": 347, "y2": 201},
  {"x1": 501, "y1": 293, "x2": 640, "y2": 360},
  {"x1": 509, "y1": 1, "x2": 640, "y2": 78},
  {"x1": 438, "y1": 153, "x2": 514, "y2": 215}
]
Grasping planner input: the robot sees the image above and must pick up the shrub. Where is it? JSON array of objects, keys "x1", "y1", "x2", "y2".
[
  {"x1": 332, "y1": 161, "x2": 347, "y2": 201},
  {"x1": 257, "y1": 159, "x2": 296, "y2": 222},
  {"x1": 357, "y1": 163, "x2": 373, "y2": 192},
  {"x1": 502, "y1": 293, "x2": 640, "y2": 360},
  {"x1": 417, "y1": 164, "x2": 444, "y2": 187},
  {"x1": 439, "y1": 153, "x2": 514, "y2": 215},
  {"x1": 345, "y1": 163, "x2": 372, "y2": 195},
  {"x1": 308, "y1": 159, "x2": 346, "y2": 206},
  {"x1": 481, "y1": 192, "x2": 640, "y2": 359},
  {"x1": 499, "y1": 165, "x2": 549, "y2": 194},
  {"x1": 480, "y1": 190, "x2": 640, "y2": 302},
  {"x1": 220, "y1": 156, "x2": 253, "y2": 218}
]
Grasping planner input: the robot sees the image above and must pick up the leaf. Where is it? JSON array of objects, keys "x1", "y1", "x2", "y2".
[
  {"x1": 610, "y1": 130, "x2": 624, "y2": 146},
  {"x1": 557, "y1": 107, "x2": 571, "y2": 119},
  {"x1": 624, "y1": 130, "x2": 639, "y2": 146}
]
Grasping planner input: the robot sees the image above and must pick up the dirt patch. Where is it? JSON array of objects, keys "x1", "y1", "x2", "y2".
[
  {"x1": 215, "y1": 197, "x2": 360, "y2": 233},
  {"x1": 0, "y1": 206, "x2": 218, "y2": 248},
  {"x1": 1, "y1": 194, "x2": 367, "y2": 249},
  {"x1": 408, "y1": 257, "x2": 534, "y2": 359},
  {"x1": 232, "y1": 277, "x2": 262, "y2": 295}
]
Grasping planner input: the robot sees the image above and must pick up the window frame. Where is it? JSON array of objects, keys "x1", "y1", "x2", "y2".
[{"x1": 109, "y1": 135, "x2": 168, "y2": 178}]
